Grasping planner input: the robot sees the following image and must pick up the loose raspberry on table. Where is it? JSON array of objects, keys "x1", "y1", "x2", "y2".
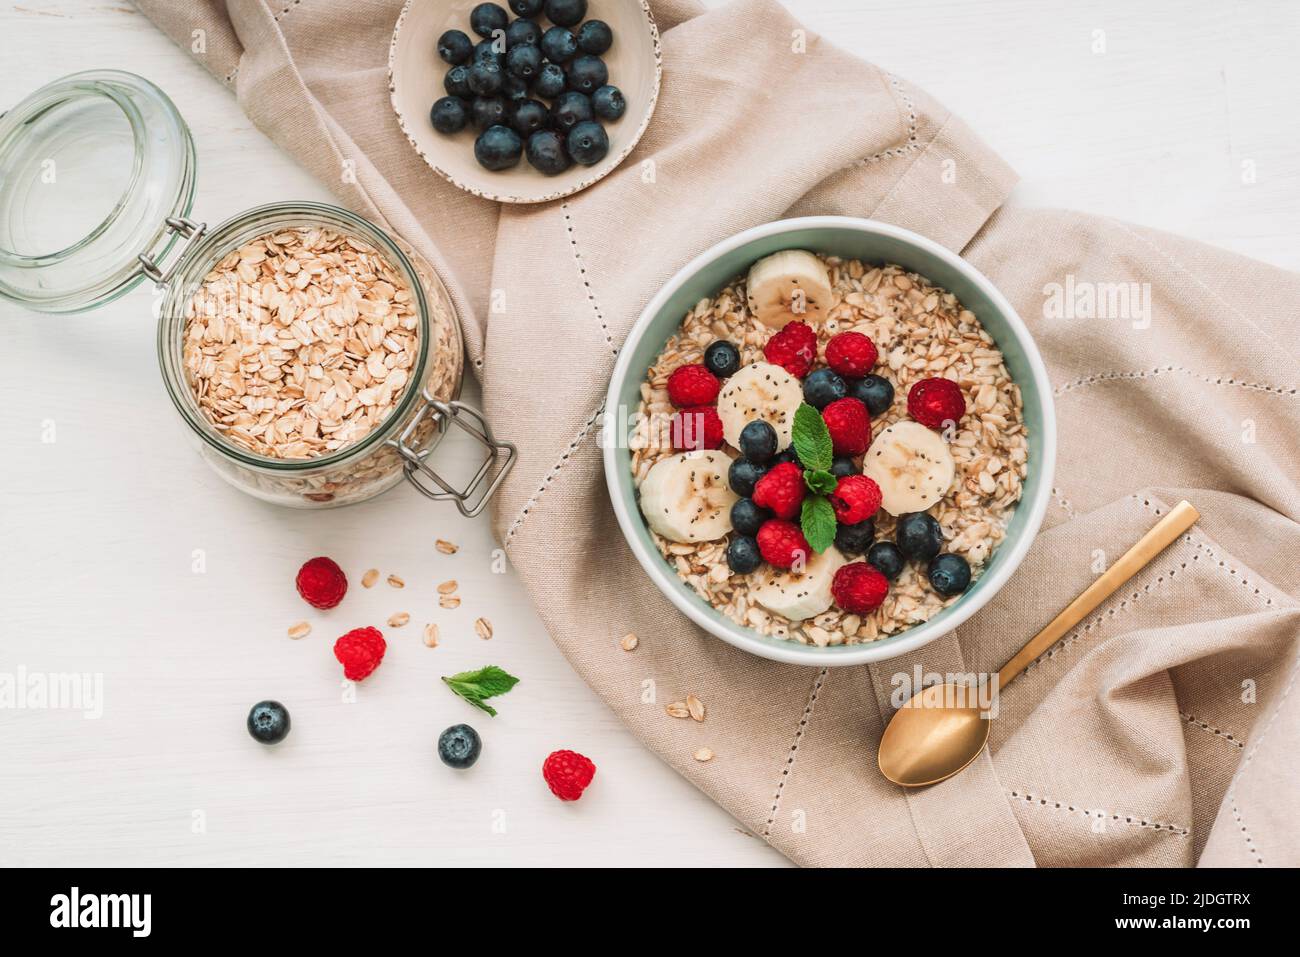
[
  {"x1": 825, "y1": 331, "x2": 878, "y2": 378},
  {"x1": 334, "y1": 626, "x2": 386, "y2": 681},
  {"x1": 907, "y1": 377, "x2": 966, "y2": 431},
  {"x1": 542, "y1": 749, "x2": 597, "y2": 801},
  {"x1": 666, "y1": 364, "x2": 720, "y2": 408},
  {"x1": 296, "y1": 556, "x2": 348, "y2": 610},
  {"x1": 832, "y1": 562, "x2": 889, "y2": 614},
  {"x1": 822, "y1": 397, "x2": 870, "y2": 456},
  {"x1": 756, "y1": 519, "x2": 810, "y2": 570},
  {"x1": 763, "y1": 321, "x2": 817, "y2": 379},
  {"x1": 671, "y1": 406, "x2": 724, "y2": 451},
  {"x1": 829, "y1": 474, "x2": 882, "y2": 524},
  {"x1": 751, "y1": 461, "x2": 805, "y2": 520}
]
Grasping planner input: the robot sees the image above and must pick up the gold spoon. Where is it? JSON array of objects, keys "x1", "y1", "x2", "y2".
[{"x1": 878, "y1": 500, "x2": 1200, "y2": 787}]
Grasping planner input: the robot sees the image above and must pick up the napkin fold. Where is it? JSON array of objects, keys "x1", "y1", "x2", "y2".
[{"x1": 135, "y1": 0, "x2": 1300, "y2": 866}]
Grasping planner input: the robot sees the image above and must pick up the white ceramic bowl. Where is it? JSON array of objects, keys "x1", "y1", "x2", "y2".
[
  {"x1": 388, "y1": 0, "x2": 661, "y2": 204},
  {"x1": 603, "y1": 217, "x2": 1057, "y2": 666}
]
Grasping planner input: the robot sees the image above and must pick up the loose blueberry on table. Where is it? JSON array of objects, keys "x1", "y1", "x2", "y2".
[
  {"x1": 247, "y1": 700, "x2": 291, "y2": 744},
  {"x1": 428, "y1": 1, "x2": 627, "y2": 175}
]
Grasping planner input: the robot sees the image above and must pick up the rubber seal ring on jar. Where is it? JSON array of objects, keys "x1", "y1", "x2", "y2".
[{"x1": 389, "y1": 393, "x2": 517, "y2": 518}]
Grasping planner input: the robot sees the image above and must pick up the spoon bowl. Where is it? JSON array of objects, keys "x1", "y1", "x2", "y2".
[{"x1": 878, "y1": 683, "x2": 991, "y2": 787}]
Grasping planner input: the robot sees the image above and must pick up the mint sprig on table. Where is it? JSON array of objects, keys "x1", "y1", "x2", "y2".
[
  {"x1": 792, "y1": 403, "x2": 838, "y2": 554},
  {"x1": 442, "y1": 665, "x2": 520, "y2": 717}
]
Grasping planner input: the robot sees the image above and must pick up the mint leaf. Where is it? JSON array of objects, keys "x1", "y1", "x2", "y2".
[
  {"x1": 800, "y1": 495, "x2": 837, "y2": 554},
  {"x1": 804, "y1": 469, "x2": 838, "y2": 496},
  {"x1": 442, "y1": 665, "x2": 520, "y2": 717},
  {"x1": 791, "y1": 403, "x2": 833, "y2": 473}
]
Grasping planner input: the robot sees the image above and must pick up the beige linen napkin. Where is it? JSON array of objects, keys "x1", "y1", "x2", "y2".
[{"x1": 135, "y1": 0, "x2": 1300, "y2": 866}]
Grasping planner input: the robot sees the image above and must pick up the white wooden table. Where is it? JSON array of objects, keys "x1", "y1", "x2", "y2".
[{"x1": 1, "y1": 0, "x2": 1295, "y2": 867}]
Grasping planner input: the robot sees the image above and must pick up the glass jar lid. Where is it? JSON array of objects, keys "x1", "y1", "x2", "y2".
[{"x1": 0, "y1": 70, "x2": 196, "y2": 313}]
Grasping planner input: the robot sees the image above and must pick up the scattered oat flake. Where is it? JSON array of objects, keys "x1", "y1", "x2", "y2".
[
  {"x1": 387, "y1": 574, "x2": 405, "y2": 588},
  {"x1": 436, "y1": 539, "x2": 459, "y2": 554},
  {"x1": 666, "y1": 702, "x2": 690, "y2": 719},
  {"x1": 423, "y1": 623, "x2": 440, "y2": 647},
  {"x1": 436, "y1": 580, "x2": 458, "y2": 595},
  {"x1": 361, "y1": 568, "x2": 379, "y2": 588},
  {"x1": 287, "y1": 621, "x2": 311, "y2": 640},
  {"x1": 686, "y1": 694, "x2": 706, "y2": 722},
  {"x1": 388, "y1": 612, "x2": 410, "y2": 627},
  {"x1": 694, "y1": 748, "x2": 714, "y2": 762},
  {"x1": 440, "y1": 595, "x2": 461, "y2": 609},
  {"x1": 619, "y1": 632, "x2": 638, "y2": 651},
  {"x1": 474, "y1": 617, "x2": 492, "y2": 640}
]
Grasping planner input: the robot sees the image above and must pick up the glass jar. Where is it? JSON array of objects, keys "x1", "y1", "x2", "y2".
[{"x1": 0, "y1": 70, "x2": 512, "y2": 513}]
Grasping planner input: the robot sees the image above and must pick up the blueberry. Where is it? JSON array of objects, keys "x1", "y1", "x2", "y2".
[
  {"x1": 473, "y1": 38, "x2": 505, "y2": 64},
  {"x1": 895, "y1": 512, "x2": 943, "y2": 562},
  {"x1": 525, "y1": 130, "x2": 572, "y2": 175},
  {"x1": 928, "y1": 553, "x2": 972, "y2": 596},
  {"x1": 540, "y1": 26, "x2": 579, "y2": 63},
  {"x1": 834, "y1": 518, "x2": 876, "y2": 556},
  {"x1": 506, "y1": 43, "x2": 543, "y2": 80},
  {"x1": 470, "y1": 2, "x2": 509, "y2": 38},
  {"x1": 577, "y1": 19, "x2": 614, "y2": 54},
  {"x1": 544, "y1": 0, "x2": 587, "y2": 27},
  {"x1": 728, "y1": 458, "x2": 768, "y2": 497},
  {"x1": 702, "y1": 340, "x2": 741, "y2": 379},
  {"x1": 867, "y1": 541, "x2": 905, "y2": 580},
  {"x1": 505, "y1": 18, "x2": 542, "y2": 48},
  {"x1": 591, "y1": 84, "x2": 626, "y2": 121},
  {"x1": 830, "y1": 456, "x2": 857, "y2": 478},
  {"x1": 430, "y1": 96, "x2": 469, "y2": 134},
  {"x1": 247, "y1": 700, "x2": 290, "y2": 745},
  {"x1": 566, "y1": 120, "x2": 608, "y2": 165},
  {"x1": 509, "y1": 0, "x2": 544, "y2": 15},
  {"x1": 550, "y1": 90, "x2": 593, "y2": 131},
  {"x1": 474, "y1": 124, "x2": 523, "y2": 170},
  {"x1": 438, "y1": 723, "x2": 482, "y2": 769},
  {"x1": 508, "y1": 98, "x2": 549, "y2": 137},
  {"x1": 772, "y1": 446, "x2": 802, "y2": 467},
  {"x1": 739, "y1": 420, "x2": 778, "y2": 464},
  {"x1": 501, "y1": 73, "x2": 529, "y2": 100},
  {"x1": 849, "y1": 373, "x2": 895, "y2": 417},
  {"x1": 565, "y1": 54, "x2": 608, "y2": 94},
  {"x1": 444, "y1": 65, "x2": 473, "y2": 98},
  {"x1": 730, "y1": 498, "x2": 769, "y2": 536},
  {"x1": 531, "y1": 62, "x2": 567, "y2": 99},
  {"x1": 727, "y1": 535, "x2": 763, "y2": 575},
  {"x1": 470, "y1": 95, "x2": 508, "y2": 130},
  {"x1": 803, "y1": 368, "x2": 847, "y2": 409},
  {"x1": 468, "y1": 60, "x2": 504, "y2": 95},
  {"x1": 438, "y1": 29, "x2": 474, "y2": 65}
]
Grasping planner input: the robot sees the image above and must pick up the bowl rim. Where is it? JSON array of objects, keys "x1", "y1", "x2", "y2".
[
  {"x1": 387, "y1": 0, "x2": 663, "y2": 205},
  {"x1": 602, "y1": 215, "x2": 1057, "y2": 666}
]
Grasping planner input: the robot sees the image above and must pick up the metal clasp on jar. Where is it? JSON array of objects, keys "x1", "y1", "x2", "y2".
[
  {"x1": 137, "y1": 216, "x2": 208, "y2": 286},
  {"x1": 389, "y1": 391, "x2": 516, "y2": 518}
]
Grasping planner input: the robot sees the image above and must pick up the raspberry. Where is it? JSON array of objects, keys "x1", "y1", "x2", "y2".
[
  {"x1": 756, "y1": 519, "x2": 810, "y2": 569},
  {"x1": 822, "y1": 397, "x2": 870, "y2": 456},
  {"x1": 542, "y1": 749, "x2": 597, "y2": 801},
  {"x1": 751, "y1": 461, "x2": 805, "y2": 520},
  {"x1": 832, "y1": 562, "x2": 889, "y2": 614},
  {"x1": 295, "y1": 556, "x2": 347, "y2": 609},
  {"x1": 333, "y1": 626, "x2": 386, "y2": 681},
  {"x1": 825, "y1": 331, "x2": 878, "y2": 378},
  {"x1": 829, "y1": 474, "x2": 882, "y2": 524},
  {"x1": 671, "y1": 406, "x2": 724, "y2": 450},
  {"x1": 763, "y1": 321, "x2": 817, "y2": 378},
  {"x1": 666, "y1": 364, "x2": 720, "y2": 408},
  {"x1": 907, "y1": 377, "x2": 966, "y2": 431}
]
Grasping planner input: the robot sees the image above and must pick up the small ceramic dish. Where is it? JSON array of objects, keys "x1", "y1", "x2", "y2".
[
  {"x1": 603, "y1": 216, "x2": 1057, "y2": 667},
  {"x1": 388, "y1": 0, "x2": 661, "y2": 204}
]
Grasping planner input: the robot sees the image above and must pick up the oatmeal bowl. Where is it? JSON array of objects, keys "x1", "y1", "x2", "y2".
[{"x1": 603, "y1": 217, "x2": 1055, "y2": 666}]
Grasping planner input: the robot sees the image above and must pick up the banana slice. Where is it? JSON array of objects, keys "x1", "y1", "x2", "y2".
[
  {"x1": 862, "y1": 420, "x2": 956, "y2": 515},
  {"x1": 745, "y1": 250, "x2": 834, "y2": 329},
  {"x1": 716, "y1": 362, "x2": 802, "y2": 452},
  {"x1": 752, "y1": 546, "x2": 848, "y2": 622},
  {"x1": 638, "y1": 450, "x2": 739, "y2": 543}
]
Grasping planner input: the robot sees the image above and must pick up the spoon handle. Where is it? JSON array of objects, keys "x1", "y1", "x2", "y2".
[{"x1": 995, "y1": 500, "x2": 1199, "y2": 690}]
